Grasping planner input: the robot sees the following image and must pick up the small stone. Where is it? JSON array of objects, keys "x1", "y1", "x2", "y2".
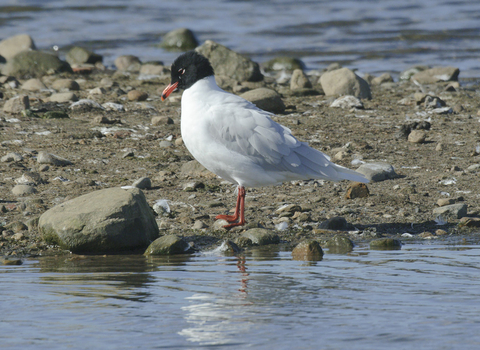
[
  {"x1": 436, "y1": 143, "x2": 443, "y2": 152},
  {"x1": 21, "y1": 78, "x2": 47, "y2": 91},
  {"x1": 183, "y1": 181, "x2": 204, "y2": 192},
  {"x1": 52, "y1": 79, "x2": 80, "y2": 91},
  {"x1": 5, "y1": 221, "x2": 28, "y2": 233},
  {"x1": 12, "y1": 184, "x2": 37, "y2": 196},
  {"x1": 458, "y1": 217, "x2": 480, "y2": 228},
  {"x1": 175, "y1": 137, "x2": 183, "y2": 146},
  {"x1": 263, "y1": 57, "x2": 305, "y2": 72},
  {"x1": 152, "y1": 116, "x2": 174, "y2": 125},
  {"x1": 433, "y1": 203, "x2": 468, "y2": 220},
  {"x1": 371, "y1": 73, "x2": 394, "y2": 85},
  {"x1": 276, "y1": 204, "x2": 302, "y2": 213},
  {"x1": 1, "y1": 152, "x2": 23, "y2": 162},
  {"x1": 241, "y1": 228, "x2": 280, "y2": 245},
  {"x1": 49, "y1": 92, "x2": 78, "y2": 103},
  {"x1": 144, "y1": 235, "x2": 191, "y2": 256},
  {"x1": 140, "y1": 64, "x2": 168, "y2": 76},
  {"x1": 290, "y1": 69, "x2": 312, "y2": 90},
  {"x1": 37, "y1": 151, "x2": 72, "y2": 166},
  {"x1": 102, "y1": 102, "x2": 124, "y2": 112},
  {"x1": 437, "y1": 198, "x2": 455, "y2": 207},
  {"x1": 345, "y1": 182, "x2": 370, "y2": 199},
  {"x1": 330, "y1": 95, "x2": 364, "y2": 109},
  {"x1": 419, "y1": 231, "x2": 434, "y2": 239},
  {"x1": 319, "y1": 217, "x2": 349, "y2": 230},
  {"x1": 292, "y1": 240, "x2": 323, "y2": 261},
  {"x1": 408, "y1": 130, "x2": 426, "y2": 144},
  {"x1": 193, "y1": 220, "x2": 208, "y2": 229},
  {"x1": 3, "y1": 95, "x2": 30, "y2": 114},
  {"x1": 132, "y1": 177, "x2": 151, "y2": 189},
  {"x1": 370, "y1": 238, "x2": 402, "y2": 250},
  {"x1": 127, "y1": 90, "x2": 148, "y2": 101},
  {"x1": 435, "y1": 229, "x2": 448, "y2": 236},
  {"x1": 159, "y1": 141, "x2": 173, "y2": 148},
  {"x1": 114, "y1": 55, "x2": 142, "y2": 71},
  {"x1": 355, "y1": 162, "x2": 398, "y2": 182},
  {"x1": 2, "y1": 258, "x2": 23, "y2": 265}
]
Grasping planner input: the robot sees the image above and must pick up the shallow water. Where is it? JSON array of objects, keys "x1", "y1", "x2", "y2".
[
  {"x1": 2, "y1": 240, "x2": 480, "y2": 349},
  {"x1": 1, "y1": 0, "x2": 480, "y2": 77}
]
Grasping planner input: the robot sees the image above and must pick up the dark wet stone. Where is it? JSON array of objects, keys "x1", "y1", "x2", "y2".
[
  {"x1": 42, "y1": 111, "x2": 69, "y2": 119},
  {"x1": 292, "y1": 240, "x2": 323, "y2": 261},
  {"x1": 234, "y1": 236, "x2": 254, "y2": 247},
  {"x1": 1, "y1": 258, "x2": 23, "y2": 265},
  {"x1": 325, "y1": 235, "x2": 354, "y2": 254},
  {"x1": 144, "y1": 235, "x2": 191, "y2": 256},
  {"x1": 319, "y1": 216, "x2": 349, "y2": 230},
  {"x1": 370, "y1": 238, "x2": 402, "y2": 250},
  {"x1": 241, "y1": 228, "x2": 280, "y2": 245}
]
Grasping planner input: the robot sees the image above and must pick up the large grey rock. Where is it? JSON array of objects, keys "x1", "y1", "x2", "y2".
[
  {"x1": 196, "y1": 40, "x2": 263, "y2": 82},
  {"x1": 160, "y1": 28, "x2": 198, "y2": 51},
  {"x1": 355, "y1": 162, "x2": 398, "y2": 182},
  {"x1": 2, "y1": 51, "x2": 72, "y2": 78},
  {"x1": 325, "y1": 235, "x2": 354, "y2": 254},
  {"x1": 48, "y1": 92, "x2": 78, "y2": 103},
  {"x1": 240, "y1": 88, "x2": 285, "y2": 113},
  {"x1": 0, "y1": 34, "x2": 36, "y2": 60},
  {"x1": 144, "y1": 235, "x2": 191, "y2": 256},
  {"x1": 3, "y1": 95, "x2": 29, "y2": 114},
  {"x1": 433, "y1": 203, "x2": 468, "y2": 220},
  {"x1": 320, "y1": 67, "x2": 371, "y2": 99},
  {"x1": 65, "y1": 46, "x2": 103, "y2": 65},
  {"x1": 411, "y1": 66, "x2": 459, "y2": 84},
  {"x1": 39, "y1": 187, "x2": 159, "y2": 253}
]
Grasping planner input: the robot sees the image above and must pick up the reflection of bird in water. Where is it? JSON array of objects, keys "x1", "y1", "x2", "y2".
[{"x1": 237, "y1": 256, "x2": 249, "y2": 294}]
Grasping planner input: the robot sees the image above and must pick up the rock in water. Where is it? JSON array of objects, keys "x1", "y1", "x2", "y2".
[
  {"x1": 38, "y1": 187, "x2": 159, "y2": 253},
  {"x1": 2, "y1": 51, "x2": 72, "y2": 78},
  {"x1": 196, "y1": 40, "x2": 263, "y2": 82},
  {"x1": 292, "y1": 240, "x2": 323, "y2": 261},
  {"x1": 144, "y1": 235, "x2": 191, "y2": 256}
]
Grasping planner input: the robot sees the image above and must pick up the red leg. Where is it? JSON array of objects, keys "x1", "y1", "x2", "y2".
[{"x1": 215, "y1": 186, "x2": 246, "y2": 228}]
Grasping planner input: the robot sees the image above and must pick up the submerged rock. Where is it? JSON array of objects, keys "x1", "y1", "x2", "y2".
[
  {"x1": 325, "y1": 235, "x2": 354, "y2": 254},
  {"x1": 370, "y1": 238, "x2": 402, "y2": 250},
  {"x1": 39, "y1": 187, "x2": 159, "y2": 253}
]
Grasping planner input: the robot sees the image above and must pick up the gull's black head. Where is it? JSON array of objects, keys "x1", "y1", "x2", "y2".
[{"x1": 161, "y1": 51, "x2": 214, "y2": 100}]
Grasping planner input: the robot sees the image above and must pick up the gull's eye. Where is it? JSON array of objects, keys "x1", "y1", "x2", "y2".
[{"x1": 178, "y1": 68, "x2": 185, "y2": 75}]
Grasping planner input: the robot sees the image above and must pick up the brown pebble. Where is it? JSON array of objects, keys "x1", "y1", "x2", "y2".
[
  {"x1": 408, "y1": 130, "x2": 426, "y2": 144},
  {"x1": 127, "y1": 90, "x2": 148, "y2": 101},
  {"x1": 437, "y1": 198, "x2": 455, "y2": 207},
  {"x1": 435, "y1": 229, "x2": 448, "y2": 236},
  {"x1": 345, "y1": 182, "x2": 370, "y2": 199}
]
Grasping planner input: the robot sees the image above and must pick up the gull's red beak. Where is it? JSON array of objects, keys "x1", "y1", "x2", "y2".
[{"x1": 161, "y1": 82, "x2": 179, "y2": 101}]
